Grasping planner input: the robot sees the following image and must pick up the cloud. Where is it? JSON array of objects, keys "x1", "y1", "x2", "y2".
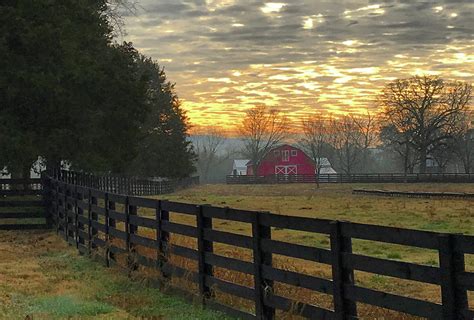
[{"x1": 123, "y1": 0, "x2": 474, "y2": 127}]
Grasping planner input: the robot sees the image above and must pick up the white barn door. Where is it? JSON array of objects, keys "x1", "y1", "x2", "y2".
[{"x1": 275, "y1": 165, "x2": 297, "y2": 175}]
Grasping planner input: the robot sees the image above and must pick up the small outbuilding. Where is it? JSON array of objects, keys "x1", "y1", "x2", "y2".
[
  {"x1": 231, "y1": 159, "x2": 249, "y2": 176},
  {"x1": 315, "y1": 158, "x2": 337, "y2": 174}
]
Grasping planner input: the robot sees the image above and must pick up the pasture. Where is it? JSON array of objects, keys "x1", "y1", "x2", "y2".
[
  {"x1": 147, "y1": 183, "x2": 474, "y2": 318},
  {"x1": 2, "y1": 182, "x2": 473, "y2": 319}
]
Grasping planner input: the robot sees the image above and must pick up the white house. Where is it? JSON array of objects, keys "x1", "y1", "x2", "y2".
[{"x1": 231, "y1": 160, "x2": 249, "y2": 175}]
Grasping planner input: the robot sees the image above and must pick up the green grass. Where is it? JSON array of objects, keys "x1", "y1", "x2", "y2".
[
  {"x1": 0, "y1": 231, "x2": 231, "y2": 320},
  {"x1": 27, "y1": 295, "x2": 115, "y2": 318}
]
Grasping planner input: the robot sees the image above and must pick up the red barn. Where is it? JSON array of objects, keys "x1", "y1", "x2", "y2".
[{"x1": 247, "y1": 145, "x2": 315, "y2": 176}]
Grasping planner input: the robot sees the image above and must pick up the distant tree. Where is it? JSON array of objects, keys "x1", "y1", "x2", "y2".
[
  {"x1": 300, "y1": 114, "x2": 330, "y2": 187},
  {"x1": 193, "y1": 127, "x2": 229, "y2": 183},
  {"x1": 379, "y1": 125, "x2": 419, "y2": 174},
  {"x1": 129, "y1": 56, "x2": 195, "y2": 178},
  {"x1": 351, "y1": 111, "x2": 378, "y2": 173},
  {"x1": 453, "y1": 113, "x2": 474, "y2": 173},
  {"x1": 379, "y1": 75, "x2": 472, "y2": 173},
  {"x1": 239, "y1": 105, "x2": 288, "y2": 176},
  {"x1": 105, "y1": 0, "x2": 139, "y2": 35},
  {"x1": 328, "y1": 116, "x2": 364, "y2": 174},
  {"x1": 431, "y1": 143, "x2": 456, "y2": 173}
]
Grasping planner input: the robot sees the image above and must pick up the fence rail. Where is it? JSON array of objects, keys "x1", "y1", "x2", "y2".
[
  {"x1": 51, "y1": 169, "x2": 199, "y2": 196},
  {"x1": 227, "y1": 173, "x2": 474, "y2": 184},
  {"x1": 45, "y1": 177, "x2": 474, "y2": 320},
  {"x1": 354, "y1": 189, "x2": 474, "y2": 199},
  {"x1": 0, "y1": 178, "x2": 49, "y2": 230}
]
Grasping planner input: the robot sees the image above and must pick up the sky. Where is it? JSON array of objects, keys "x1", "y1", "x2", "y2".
[{"x1": 122, "y1": 0, "x2": 474, "y2": 129}]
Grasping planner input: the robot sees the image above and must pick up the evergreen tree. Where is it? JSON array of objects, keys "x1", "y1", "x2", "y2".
[
  {"x1": 130, "y1": 57, "x2": 195, "y2": 178},
  {"x1": 0, "y1": 0, "x2": 195, "y2": 178}
]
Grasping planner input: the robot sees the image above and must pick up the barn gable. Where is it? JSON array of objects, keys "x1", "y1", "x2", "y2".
[{"x1": 246, "y1": 145, "x2": 316, "y2": 176}]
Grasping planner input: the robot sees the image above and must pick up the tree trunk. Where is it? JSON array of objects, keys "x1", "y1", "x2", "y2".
[
  {"x1": 419, "y1": 147, "x2": 427, "y2": 173},
  {"x1": 10, "y1": 164, "x2": 31, "y2": 190},
  {"x1": 315, "y1": 165, "x2": 320, "y2": 189}
]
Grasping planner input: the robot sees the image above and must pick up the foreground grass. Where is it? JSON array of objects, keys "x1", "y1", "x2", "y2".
[{"x1": 0, "y1": 230, "x2": 230, "y2": 320}]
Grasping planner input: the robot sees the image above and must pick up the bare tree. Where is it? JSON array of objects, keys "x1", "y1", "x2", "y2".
[
  {"x1": 105, "y1": 0, "x2": 139, "y2": 36},
  {"x1": 300, "y1": 114, "x2": 330, "y2": 187},
  {"x1": 239, "y1": 105, "x2": 288, "y2": 176},
  {"x1": 380, "y1": 75, "x2": 472, "y2": 173},
  {"x1": 431, "y1": 143, "x2": 456, "y2": 173},
  {"x1": 453, "y1": 112, "x2": 474, "y2": 173},
  {"x1": 329, "y1": 116, "x2": 364, "y2": 174},
  {"x1": 351, "y1": 110, "x2": 378, "y2": 172},
  {"x1": 380, "y1": 124, "x2": 419, "y2": 174},
  {"x1": 193, "y1": 127, "x2": 227, "y2": 183},
  {"x1": 352, "y1": 110, "x2": 377, "y2": 151}
]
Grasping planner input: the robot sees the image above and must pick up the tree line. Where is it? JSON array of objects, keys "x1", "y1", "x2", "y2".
[
  {"x1": 0, "y1": 0, "x2": 195, "y2": 179},
  {"x1": 194, "y1": 75, "x2": 472, "y2": 181},
  {"x1": 249, "y1": 76, "x2": 472, "y2": 175}
]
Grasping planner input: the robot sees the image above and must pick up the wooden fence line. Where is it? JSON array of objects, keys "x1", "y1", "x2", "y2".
[
  {"x1": 45, "y1": 177, "x2": 474, "y2": 320},
  {"x1": 51, "y1": 169, "x2": 199, "y2": 196},
  {"x1": 0, "y1": 178, "x2": 49, "y2": 230},
  {"x1": 226, "y1": 173, "x2": 474, "y2": 185},
  {"x1": 353, "y1": 189, "x2": 474, "y2": 199}
]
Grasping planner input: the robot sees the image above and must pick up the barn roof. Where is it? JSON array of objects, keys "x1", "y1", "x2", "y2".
[{"x1": 246, "y1": 144, "x2": 310, "y2": 166}]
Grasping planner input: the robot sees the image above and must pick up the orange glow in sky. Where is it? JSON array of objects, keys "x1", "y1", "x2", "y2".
[{"x1": 123, "y1": 1, "x2": 474, "y2": 129}]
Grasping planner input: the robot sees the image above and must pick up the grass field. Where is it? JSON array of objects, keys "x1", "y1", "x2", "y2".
[
  {"x1": 2, "y1": 183, "x2": 473, "y2": 319},
  {"x1": 0, "y1": 230, "x2": 229, "y2": 320},
  {"x1": 147, "y1": 183, "x2": 474, "y2": 318},
  {"x1": 163, "y1": 183, "x2": 474, "y2": 235}
]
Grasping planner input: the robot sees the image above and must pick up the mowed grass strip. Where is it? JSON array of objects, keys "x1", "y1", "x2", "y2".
[{"x1": 0, "y1": 230, "x2": 231, "y2": 320}]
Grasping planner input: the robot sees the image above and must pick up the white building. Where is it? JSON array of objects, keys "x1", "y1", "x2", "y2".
[
  {"x1": 231, "y1": 160, "x2": 249, "y2": 175},
  {"x1": 315, "y1": 158, "x2": 337, "y2": 174}
]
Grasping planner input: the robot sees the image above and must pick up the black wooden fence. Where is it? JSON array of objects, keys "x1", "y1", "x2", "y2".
[
  {"x1": 51, "y1": 169, "x2": 200, "y2": 196},
  {"x1": 0, "y1": 178, "x2": 49, "y2": 230},
  {"x1": 46, "y1": 177, "x2": 474, "y2": 320},
  {"x1": 227, "y1": 173, "x2": 474, "y2": 184},
  {"x1": 353, "y1": 189, "x2": 474, "y2": 199}
]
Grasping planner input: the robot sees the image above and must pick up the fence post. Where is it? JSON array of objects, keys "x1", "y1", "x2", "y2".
[
  {"x1": 330, "y1": 221, "x2": 357, "y2": 319},
  {"x1": 90, "y1": 192, "x2": 98, "y2": 251},
  {"x1": 77, "y1": 188, "x2": 86, "y2": 254},
  {"x1": 157, "y1": 200, "x2": 170, "y2": 277},
  {"x1": 74, "y1": 185, "x2": 79, "y2": 249},
  {"x1": 41, "y1": 176, "x2": 53, "y2": 229},
  {"x1": 87, "y1": 189, "x2": 93, "y2": 254},
  {"x1": 438, "y1": 234, "x2": 468, "y2": 319},
  {"x1": 126, "y1": 197, "x2": 138, "y2": 273},
  {"x1": 104, "y1": 193, "x2": 111, "y2": 267},
  {"x1": 108, "y1": 198, "x2": 116, "y2": 264},
  {"x1": 252, "y1": 212, "x2": 275, "y2": 319},
  {"x1": 54, "y1": 182, "x2": 60, "y2": 234},
  {"x1": 197, "y1": 205, "x2": 214, "y2": 301},
  {"x1": 64, "y1": 185, "x2": 70, "y2": 241}
]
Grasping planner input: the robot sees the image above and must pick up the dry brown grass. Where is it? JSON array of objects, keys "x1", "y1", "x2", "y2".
[{"x1": 129, "y1": 183, "x2": 474, "y2": 319}]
